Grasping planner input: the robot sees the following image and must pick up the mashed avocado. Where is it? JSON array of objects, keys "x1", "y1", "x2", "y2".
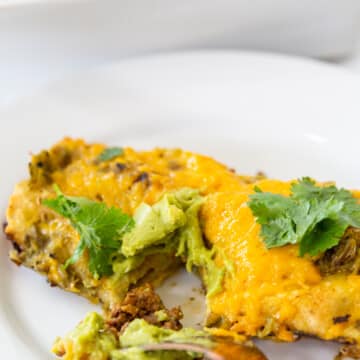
[
  {"x1": 120, "y1": 189, "x2": 225, "y2": 296},
  {"x1": 53, "y1": 312, "x2": 211, "y2": 360},
  {"x1": 52, "y1": 312, "x2": 118, "y2": 360}
]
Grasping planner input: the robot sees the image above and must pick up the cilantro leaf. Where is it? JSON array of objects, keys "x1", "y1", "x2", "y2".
[
  {"x1": 248, "y1": 192, "x2": 296, "y2": 248},
  {"x1": 97, "y1": 147, "x2": 124, "y2": 162},
  {"x1": 43, "y1": 185, "x2": 134, "y2": 278},
  {"x1": 299, "y1": 218, "x2": 348, "y2": 257},
  {"x1": 248, "y1": 178, "x2": 360, "y2": 257},
  {"x1": 292, "y1": 177, "x2": 360, "y2": 228}
]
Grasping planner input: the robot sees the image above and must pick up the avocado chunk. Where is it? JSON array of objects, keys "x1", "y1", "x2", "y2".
[{"x1": 121, "y1": 189, "x2": 225, "y2": 296}]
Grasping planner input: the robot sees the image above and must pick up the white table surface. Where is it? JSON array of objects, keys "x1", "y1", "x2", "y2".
[{"x1": 1, "y1": 2, "x2": 360, "y2": 108}]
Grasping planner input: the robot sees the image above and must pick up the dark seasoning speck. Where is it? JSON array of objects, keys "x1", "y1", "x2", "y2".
[
  {"x1": 133, "y1": 172, "x2": 151, "y2": 187},
  {"x1": 115, "y1": 163, "x2": 127, "y2": 172},
  {"x1": 333, "y1": 314, "x2": 351, "y2": 324}
]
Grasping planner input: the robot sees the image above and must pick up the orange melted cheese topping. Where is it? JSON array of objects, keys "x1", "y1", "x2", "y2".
[{"x1": 50, "y1": 139, "x2": 244, "y2": 214}]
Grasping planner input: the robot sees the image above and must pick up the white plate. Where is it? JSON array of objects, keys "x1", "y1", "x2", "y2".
[{"x1": 1, "y1": 51, "x2": 360, "y2": 359}]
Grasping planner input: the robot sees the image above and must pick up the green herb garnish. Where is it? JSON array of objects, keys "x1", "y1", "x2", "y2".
[
  {"x1": 248, "y1": 177, "x2": 360, "y2": 256},
  {"x1": 43, "y1": 185, "x2": 134, "y2": 278},
  {"x1": 97, "y1": 147, "x2": 124, "y2": 162}
]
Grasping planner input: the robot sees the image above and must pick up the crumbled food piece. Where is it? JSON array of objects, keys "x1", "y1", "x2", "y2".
[
  {"x1": 335, "y1": 344, "x2": 360, "y2": 359},
  {"x1": 106, "y1": 284, "x2": 183, "y2": 333}
]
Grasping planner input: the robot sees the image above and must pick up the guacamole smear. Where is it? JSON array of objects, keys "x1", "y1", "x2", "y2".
[
  {"x1": 52, "y1": 312, "x2": 118, "y2": 360},
  {"x1": 53, "y1": 312, "x2": 212, "y2": 360},
  {"x1": 121, "y1": 189, "x2": 224, "y2": 296}
]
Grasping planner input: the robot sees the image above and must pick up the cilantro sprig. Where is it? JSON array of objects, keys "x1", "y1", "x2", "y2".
[
  {"x1": 248, "y1": 177, "x2": 360, "y2": 256},
  {"x1": 97, "y1": 147, "x2": 124, "y2": 162},
  {"x1": 43, "y1": 186, "x2": 134, "y2": 278}
]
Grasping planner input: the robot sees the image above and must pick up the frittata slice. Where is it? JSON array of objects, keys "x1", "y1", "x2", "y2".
[
  {"x1": 4, "y1": 138, "x2": 246, "y2": 310},
  {"x1": 202, "y1": 179, "x2": 360, "y2": 350}
]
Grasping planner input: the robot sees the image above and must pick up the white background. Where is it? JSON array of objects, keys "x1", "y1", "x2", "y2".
[{"x1": 1, "y1": 0, "x2": 360, "y2": 107}]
